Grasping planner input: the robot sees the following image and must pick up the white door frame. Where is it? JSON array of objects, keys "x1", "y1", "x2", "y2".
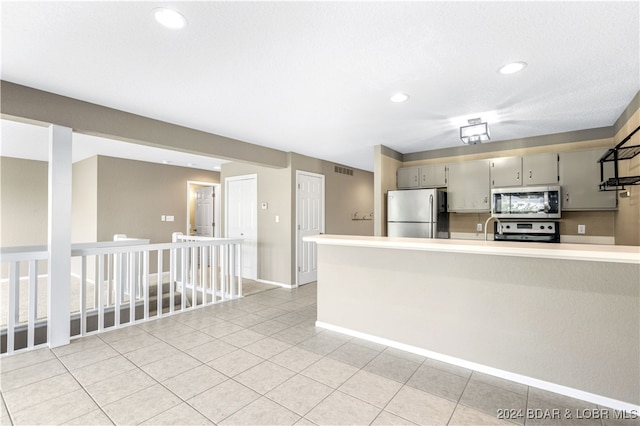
[
  {"x1": 225, "y1": 174, "x2": 258, "y2": 280},
  {"x1": 186, "y1": 181, "x2": 220, "y2": 237},
  {"x1": 295, "y1": 170, "x2": 325, "y2": 286}
]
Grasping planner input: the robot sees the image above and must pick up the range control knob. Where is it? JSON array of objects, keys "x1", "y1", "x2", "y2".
[
  {"x1": 540, "y1": 225, "x2": 545, "y2": 229},
  {"x1": 548, "y1": 226, "x2": 553, "y2": 229},
  {"x1": 505, "y1": 225, "x2": 511, "y2": 229}
]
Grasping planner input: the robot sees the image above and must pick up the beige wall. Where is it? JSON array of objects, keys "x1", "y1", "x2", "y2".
[
  {"x1": 0, "y1": 155, "x2": 220, "y2": 248},
  {"x1": 95, "y1": 156, "x2": 219, "y2": 243},
  {"x1": 373, "y1": 146, "x2": 402, "y2": 236},
  {"x1": 0, "y1": 157, "x2": 48, "y2": 247},
  {"x1": 72, "y1": 157, "x2": 98, "y2": 243},
  {"x1": 221, "y1": 153, "x2": 374, "y2": 286}
]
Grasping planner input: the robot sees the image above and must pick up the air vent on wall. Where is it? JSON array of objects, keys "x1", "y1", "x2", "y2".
[{"x1": 334, "y1": 165, "x2": 354, "y2": 176}]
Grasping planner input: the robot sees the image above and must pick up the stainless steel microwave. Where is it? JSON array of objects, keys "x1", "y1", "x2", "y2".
[{"x1": 491, "y1": 186, "x2": 561, "y2": 219}]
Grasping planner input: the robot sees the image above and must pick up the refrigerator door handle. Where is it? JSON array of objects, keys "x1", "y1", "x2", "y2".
[{"x1": 429, "y1": 194, "x2": 434, "y2": 238}]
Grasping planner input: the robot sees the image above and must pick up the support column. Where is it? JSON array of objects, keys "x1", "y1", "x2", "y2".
[{"x1": 48, "y1": 125, "x2": 72, "y2": 348}]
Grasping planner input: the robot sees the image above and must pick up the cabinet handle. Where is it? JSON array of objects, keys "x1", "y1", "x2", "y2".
[
  {"x1": 565, "y1": 193, "x2": 570, "y2": 203},
  {"x1": 516, "y1": 171, "x2": 520, "y2": 181},
  {"x1": 484, "y1": 196, "x2": 488, "y2": 203},
  {"x1": 529, "y1": 170, "x2": 532, "y2": 179}
]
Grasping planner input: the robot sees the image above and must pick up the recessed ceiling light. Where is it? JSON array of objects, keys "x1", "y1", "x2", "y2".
[
  {"x1": 390, "y1": 93, "x2": 410, "y2": 103},
  {"x1": 154, "y1": 8, "x2": 187, "y2": 29},
  {"x1": 499, "y1": 62, "x2": 527, "y2": 75}
]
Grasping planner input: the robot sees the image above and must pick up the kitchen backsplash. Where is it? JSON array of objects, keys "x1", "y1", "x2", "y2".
[{"x1": 449, "y1": 210, "x2": 615, "y2": 242}]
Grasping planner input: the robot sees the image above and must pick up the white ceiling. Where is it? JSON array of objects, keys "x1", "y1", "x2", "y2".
[{"x1": 1, "y1": 1, "x2": 639, "y2": 172}]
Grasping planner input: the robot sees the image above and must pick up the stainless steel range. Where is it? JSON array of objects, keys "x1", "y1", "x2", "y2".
[{"x1": 494, "y1": 221, "x2": 560, "y2": 243}]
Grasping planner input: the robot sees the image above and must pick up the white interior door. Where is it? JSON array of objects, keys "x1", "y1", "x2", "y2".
[
  {"x1": 226, "y1": 175, "x2": 257, "y2": 280},
  {"x1": 195, "y1": 186, "x2": 214, "y2": 237},
  {"x1": 296, "y1": 171, "x2": 324, "y2": 285}
]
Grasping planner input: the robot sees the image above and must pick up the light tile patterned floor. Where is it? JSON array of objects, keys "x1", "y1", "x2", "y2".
[{"x1": 1, "y1": 283, "x2": 638, "y2": 425}]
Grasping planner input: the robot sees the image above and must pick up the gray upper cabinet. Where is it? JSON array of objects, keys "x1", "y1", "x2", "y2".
[
  {"x1": 397, "y1": 164, "x2": 447, "y2": 188},
  {"x1": 559, "y1": 148, "x2": 617, "y2": 210},
  {"x1": 447, "y1": 160, "x2": 490, "y2": 212},
  {"x1": 397, "y1": 166, "x2": 419, "y2": 188},
  {"x1": 419, "y1": 164, "x2": 447, "y2": 188},
  {"x1": 490, "y1": 153, "x2": 558, "y2": 187},
  {"x1": 523, "y1": 152, "x2": 559, "y2": 185},
  {"x1": 490, "y1": 156, "x2": 522, "y2": 187}
]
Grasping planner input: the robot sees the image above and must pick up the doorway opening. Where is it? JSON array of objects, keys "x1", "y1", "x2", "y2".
[{"x1": 186, "y1": 181, "x2": 220, "y2": 238}]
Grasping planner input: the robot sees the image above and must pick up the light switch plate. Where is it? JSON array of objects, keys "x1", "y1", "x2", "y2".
[
  {"x1": 166, "y1": 215, "x2": 175, "y2": 222},
  {"x1": 578, "y1": 224, "x2": 586, "y2": 234}
]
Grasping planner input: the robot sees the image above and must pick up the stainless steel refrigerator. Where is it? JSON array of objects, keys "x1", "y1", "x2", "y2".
[{"x1": 387, "y1": 189, "x2": 449, "y2": 238}]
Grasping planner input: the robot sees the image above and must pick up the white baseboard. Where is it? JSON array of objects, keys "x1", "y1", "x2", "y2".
[
  {"x1": 256, "y1": 279, "x2": 295, "y2": 289},
  {"x1": 316, "y1": 321, "x2": 640, "y2": 414}
]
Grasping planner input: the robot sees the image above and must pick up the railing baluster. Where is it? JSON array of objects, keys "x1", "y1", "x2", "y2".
[
  {"x1": 114, "y1": 252, "x2": 121, "y2": 328},
  {"x1": 27, "y1": 260, "x2": 37, "y2": 349},
  {"x1": 191, "y1": 246, "x2": 197, "y2": 307},
  {"x1": 201, "y1": 246, "x2": 208, "y2": 305},
  {"x1": 143, "y1": 250, "x2": 149, "y2": 321},
  {"x1": 180, "y1": 247, "x2": 187, "y2": 311},
  {"x1": 212, "y1": 245, "x2": 218, "y2": 303},
  {"x1": 7, "y1": 261, "x2": 18, "y2": 354},
  {"x1": 169, "y1": 247, "x2": 176, "y2": 314},
  {"x1": 237, "y1": 243, "x2": 243, "y2": 298},
  {"x1": 230, "y1": 243, "x2": 236, "y2": 298},
  {"x1": 129, "y1": 251, "x2": 135, "y2": 324},
  {"x1": 157, "y1": 249, "x2": 163, "y2": 317},
  {"x1": 80, "y1": 256, "x2": 87, "y2": 336},
  {"x1": 98, "y1": 254, "x2": 105, "y2": 332}
]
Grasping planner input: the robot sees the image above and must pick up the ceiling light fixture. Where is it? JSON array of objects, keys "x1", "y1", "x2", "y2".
[
  {"x1": 390, "y1": 93, "x2": 410, "y2": 103},
  {"x1": 154, "y1": 8, "x2": 187, "y2": 29},
  {"x1": 499, "y1": 61, "x2": 527, "y2": 75},
  {"x1": 460, "y1": 118, "x2": 490, "y2": 145}
]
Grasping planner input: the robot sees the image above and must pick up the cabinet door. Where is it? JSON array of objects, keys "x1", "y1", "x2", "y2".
[
  {"x1": 447, "y1": 160, "x2": 490, "y2": 212},
  {"x1": 419, "y1": 164, "x2": 447, "y2": 187},
  {"x1": 397, "y1": 167, "x2": 419, "y2": 188},
  {"x1": 559, "y1": 149, "x2": 616, "y2": 210},
  {"x1": 523, "y1": 152, "x2": 558, "y2": 185},
  {"x1": 490, "y1": 156, "x2": 522, "y2": 187}
]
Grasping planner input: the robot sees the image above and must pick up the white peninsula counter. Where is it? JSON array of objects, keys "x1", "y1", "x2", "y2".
[{"x1": 306, "y1": 235, "x2": 640, "y2": 411}]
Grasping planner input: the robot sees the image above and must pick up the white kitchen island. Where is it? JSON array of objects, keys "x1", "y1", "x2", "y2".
[{"x1": 306, "y1": 235, "x2": 640, "y2": 411}]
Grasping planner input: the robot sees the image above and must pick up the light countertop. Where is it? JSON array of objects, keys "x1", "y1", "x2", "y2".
[{"x1": 305, "y1": 234, "x2": 640, "y2": 264}]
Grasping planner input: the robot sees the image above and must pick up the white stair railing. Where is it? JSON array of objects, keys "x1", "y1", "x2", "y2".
[{"x1": 1, "y1": 236, "x2": 243, "y2": 355}]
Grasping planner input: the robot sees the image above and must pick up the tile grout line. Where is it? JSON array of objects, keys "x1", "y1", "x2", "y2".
[
  {"x1": 51, "y1": 343, "x2": 118, "y2": 426},
  {"x1": 0, "y1": 386, "x2": 15, "y2": 426},
  {"x1": 445, "y1": 368, "x2": 474, "y2": 426},
  {"x1": 371, "y1": 350, "x2": 429, "y2": 426}
]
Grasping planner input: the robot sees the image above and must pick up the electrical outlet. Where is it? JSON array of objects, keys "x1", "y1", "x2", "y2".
[
  {"x1": 476, "y1": 223, "x2": 483, "y2": 232},
  {"x1": 578, "y1": 224, "x2": 586, "y2": 234}
]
